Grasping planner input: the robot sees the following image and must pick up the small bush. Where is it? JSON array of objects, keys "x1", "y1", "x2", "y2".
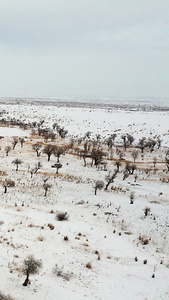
[
  {"x1": 144, "y1": 207, "x2": 151, "y2": 217},
  {"x1": 86, "y1": 262, "x2": 92, "y2": 269},
  {"x1": 56, "y1": 212, "x2": 69, "y2": 221},
  {"x1": 129, "y1": 191, "x2": 135, "y2": 204}
]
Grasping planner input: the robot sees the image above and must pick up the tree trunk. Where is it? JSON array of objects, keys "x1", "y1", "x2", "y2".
[
  {"x1": 4, "y1": 186, "x2": 7, "y2": 193},
  {"x1": 105, "y1": 182, "x2": 110, "y2": 191},
  {"x1": 83, "y1": 157, "x2": 86, "y2": 167},
  {"x1": 47, "y1": 154, "x2": 51, "y2": 161},
  {"x1": 95, "y1": 187, "x2": 97, "y2": 195},
  {"x1": 16, "y1": 165, "x2": 18, "y2": 171},
  {"x1": 23, "y1": 273, "x2": 30, "y2": 286}
]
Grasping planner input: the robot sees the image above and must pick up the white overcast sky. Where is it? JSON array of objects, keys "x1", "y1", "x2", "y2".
[{"x1": 0, "y1": 0, "x2": 168, "y2": 99}]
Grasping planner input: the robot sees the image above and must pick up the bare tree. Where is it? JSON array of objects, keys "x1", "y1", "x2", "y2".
[
  {"x1": 165, "y1": 150, "x2": 169, "y2": 172},
  {"x1": 22, "y1": 255, "x2": 42, "y2": 286},
  {"x1": 134, "y1": 174, "x2": 138, "y2": 182},
  {"x1": 5, "y1": 146, "x2": 11, "y2": 156},
  {"x1": 105, "y1": 171, "x2": 117, "y2": 190},
  {"x1": 138, "y1": 137, "x2": 146, "y2": 153},
  {"x1": 35, "y1": 161, "x2": 42, "y2": 172},
  {"x1": 96, "y1": 134, "x2": 101, "y2": 141},
  {"x1": 129, "y1": 191, "x2": 135, "y2": 204},
  {"x1": 130, "y1": 164, "x2": 137, "y2": 174},
  {"x1": 144, "y1": 207, "x2": 151, "y2": 217},
  {"x1": 43, "y1": 144, "x2": 55, "y2": 161},
  {"x1": 125, "y1": 162, "x2": 132, "y2": 174},
  {"x1": 52, "y1": 122, "x2": 58, "y2": 130},
  {"x1": 57, "y1": 127, "x2": 68, "y2": 139},
  {"x1": 90, "y1": 149, "x2": 105, "y2": 167},
  {"x1": 127, "y1": 134, "x2": 135, "y2": 146},
  {"x1": 32, "y1": 143, "x2": 42, "y2": 157},
  {"x1": 51, "y1": 163, "x2": 62, "y2": 174},
  {"x1": 80, "y1": 150, "x2": 90, "y2": 167},
  {"x1": 114, "y1": 161, "x2": 121, "y2": 172},
  {"x1": 54, "y1": 146, "x2": 65, "y2": 162},
  {"x1": 49, "y1": 131, "x2": 56, "y2": 142},
  {"x1": 94, "y1": 180, "x2": 104, "y2": 195},
  {"x1": 84, "y1": 131, "x2": 91, "y2": 139},
  {"x1": 3, "y1": 179, "x2": 15, "y2": 193},
  {"x1": 30, "y1": 168, "x2": 35, "y2": 178},
  {"x1": 118, "y1": 150, "x2": 124, "y2": 160},
  {"x1": 43, "y1": 182, "x2": 52, "y2": 197},
  {"x1": 146, "y1": 139, "x2": 156, "y2": 152},
  {"x1": 123, "y1": 170, "x2": 129, "y2": 180},
  {"x1": 153, "y1": 156, "x2": 157, "y2": 168},
  {"x1": 12, "y1": 138, "x2": 18, "y2": 150},
  {"x1": 19, "y1": 137, "x2": 25, "y2": 148},
  {"x1": 105, "y1": 136, "x2": 113, "y2": 150},
  {"x1": 30, "y1": 162, "x2": 42, "y2": 178},
  {"x1": 12, "y1": 159, "x2": 22, "y2": 171},
  {"x1": 157, "y1": 138, "x2": 162, "y2": 149},
  {"x1": 121, "y1": 134, "x2": 128, "y2": 151},
  {"x1": 131, "y1": 150, "x2": 138, "y2": 162}
]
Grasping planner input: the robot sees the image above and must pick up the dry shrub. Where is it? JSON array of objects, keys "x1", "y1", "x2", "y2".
[
  {"x1": 48, "y1": 223, "x2": 54, "y2": 230},
  {"x1": 144, "y1": 207, "x2": 151, "y2": 217},
  {"x1": 56, "y1": 212, "x2": 69, "y2": 221},
  {"x1": 0, "y1": 171, "x2": 7, "y2": 176},
  {"x1": 75, "y1": 200, "x2": 85, "y2": 205},
  {"x1": 139, "y1": 235, "x2": 149, "y2": 245},
  {"x1": 86, "y1": 262, "x2": 92, "y2": 269},
  {"x1": 28, "y1": 223, "x2": 35, "y2": 228},
  {"x1": 124, "y1": 231, "x2": 133, "y2": 235},
  {"x1": 37, "y1": 235, "x2": 45, "y2": 242},
  {"x1": 53, "y1": 264, "x2": 72, "y2": 281}
]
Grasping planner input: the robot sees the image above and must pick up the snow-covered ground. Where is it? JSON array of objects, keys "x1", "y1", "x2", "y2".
[
  {"x1": 1, "y1": 103, "x2": 169, "y2": 145},
  {"x1": 0, "y1": 100, "x2": 169, "y2": 300},
  {"x1": 0, "y1": 127, "x2": 29, "y2": 137}
]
